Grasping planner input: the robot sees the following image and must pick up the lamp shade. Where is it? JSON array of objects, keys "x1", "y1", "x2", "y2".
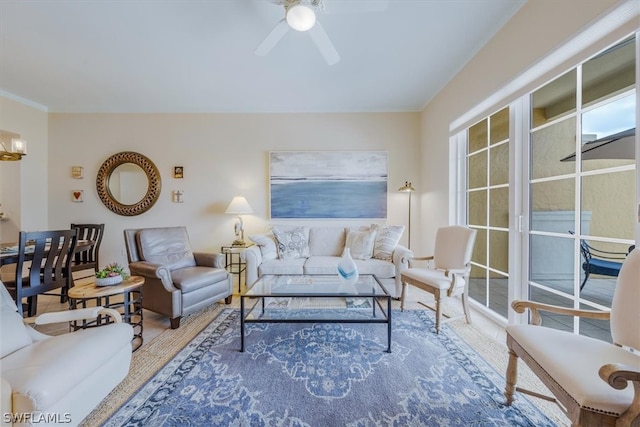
[
  {"x1": 225, "y1": 196, "x2": 254, "y2": 215},
  {"x1": 398, "y1": 181, "x2": 415, "y2": 192},
  {"x1": 286, "y1": 3, "x2": 316, "y2": 31}
]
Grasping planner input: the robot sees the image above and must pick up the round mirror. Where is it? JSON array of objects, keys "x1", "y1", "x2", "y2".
[{"x1": 96, "y1": 151, "x2": 161, "y2": 216}]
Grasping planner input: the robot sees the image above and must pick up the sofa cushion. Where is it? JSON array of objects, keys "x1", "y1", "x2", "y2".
[
  {"x1": 170, "y1": 266, "x2": 229, "y2": 293},
  {"x1": 345, "y1": 229, "x2": 377, "y2": 260},
  {"x1": 259, "y1": 258, "x2": 306, "y2": 276},
  {"x1": 249, "y1": 234, "x2": 278, "y2": 261},
  {"x1": 273, "y1": 226, "x2": 311, "y2": 260},
  {"x1": 371, "y1": 224, "x2": 405, "y2": 261},
  {"x1": 137, "y1": 227, "x2": 196, "y2": 270},
  {"x1": 304, "y1": 256, "x2": 341, "y2": 275},
  {"x1": 308, "y1": 227, "x2": 346, "y2": 256}
]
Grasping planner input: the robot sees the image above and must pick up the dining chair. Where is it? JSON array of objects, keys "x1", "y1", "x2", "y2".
[
  {"x1": 70, "y1": 223, "x2": 105, "y2": 280},
  {"x1": 400, "y1": 225, "x2": 477, "y2": 334},
  {"x1": 3, "y1": 229, "x2": 77, "y2": 316}
]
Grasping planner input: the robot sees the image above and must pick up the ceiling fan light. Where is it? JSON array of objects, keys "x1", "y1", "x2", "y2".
[{"x1": 286, "y1": 4, "x2": 316, "y2": 32}]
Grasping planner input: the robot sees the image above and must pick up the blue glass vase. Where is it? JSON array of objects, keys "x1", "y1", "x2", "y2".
[{"x1": 337, "y1": 248, "x2": 359, "y2": 285}]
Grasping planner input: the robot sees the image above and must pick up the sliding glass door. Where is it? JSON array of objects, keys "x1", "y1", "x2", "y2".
[
  {"x1": 528, "y1": 36, "x2": 636, "y2": 340},
  {"x1": 461, "y1": 34, "x2": 637, "y2": 340}
]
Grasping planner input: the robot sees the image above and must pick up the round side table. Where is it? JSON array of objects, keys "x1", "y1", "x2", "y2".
[{"x1": 68, "y1": 275, "x2": 144, "y2": 351}]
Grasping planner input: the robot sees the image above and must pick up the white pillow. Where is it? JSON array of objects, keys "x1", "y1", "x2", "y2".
[
  {"x1": 272, "y1": 226, "x2": 311, "y2": 260},
  {"x1": 345, "y1": 229, "x2": 377, "y2": 260},
  {"x1": 249, "y1": 234, "x2": 278, "y2": 261},
  {"x1": 371, "y1": 224, "x2": 405, "y2": 261}
]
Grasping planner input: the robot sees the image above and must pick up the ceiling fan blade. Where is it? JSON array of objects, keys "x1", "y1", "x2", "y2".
[
  {"x1": 308, "y1": 21, "x2": 340, "y2": 65},
  {"x1": 321, "y1": 0, "x2": 389, "y2": 14},
  {"x1": 255, "y1": 19, "x2": 290, "y2": 56}
]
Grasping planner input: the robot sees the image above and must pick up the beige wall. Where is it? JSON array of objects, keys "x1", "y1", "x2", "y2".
[
  {"x1": 0, "y1": 96, "x2": 49, "y2": 241},
  {"x1": 43, "y1": 113, "x2": 420, "y2": 267},
  {"x1": 418, "y1": 0, "x2": 627, "y2": 255}
]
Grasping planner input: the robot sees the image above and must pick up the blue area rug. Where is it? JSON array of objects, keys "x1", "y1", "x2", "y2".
[{"x1": 104, "y1": 309, "x2": 556, "y2": 426}]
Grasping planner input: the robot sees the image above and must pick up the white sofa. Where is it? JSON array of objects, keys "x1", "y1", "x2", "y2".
[
  {"x1": 0, "y1": 282, "x2": 133, "y2": 427},
  {"x1": 241, "y1": 225, "x2": 412, "y2": 298}
]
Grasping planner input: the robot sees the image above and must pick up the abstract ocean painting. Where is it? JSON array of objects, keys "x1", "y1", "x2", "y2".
[{"x1": 270, "y1": 151, "x2": 388, "y2": 219}]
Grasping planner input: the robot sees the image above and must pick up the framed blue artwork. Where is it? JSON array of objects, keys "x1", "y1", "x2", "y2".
[{"x1": 269, "y1": 151, "x2": 388, "y2": 219}]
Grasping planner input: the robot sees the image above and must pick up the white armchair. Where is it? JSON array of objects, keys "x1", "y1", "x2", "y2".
[
  {"x1": 505, "y1": 248, "x2": 640, "y2": 426},
  {"x1": 1, "y1": 282, "x2": 133, "y2": 427},
  {"x1": 400, "y1": 225, "x2": 477, "y2": 333}
]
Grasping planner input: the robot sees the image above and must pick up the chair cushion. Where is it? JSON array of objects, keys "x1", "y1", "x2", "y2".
[
  {"x1": 401, "y1": 268, "x2": 460, "y2": 290},
  {"x1": 170, "y1": 266, "x2": 229, "y2": 293},
  {"x1": 585, "y1": 259, "x2": 622, "y2": 276},
  {"x1": 137, "y1": 227, "x2": 196, "y2": 270},
  {"x1": 507, "y1": 324, "x2": 639, "y2": 415},
  {"x1": 1, "y1": 323, "x2": 132, "y2": 412}
]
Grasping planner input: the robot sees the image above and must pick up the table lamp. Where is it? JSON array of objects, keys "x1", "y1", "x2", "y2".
[{"x1": 225, "y1": 196, "x2": 254, "y2": 246}]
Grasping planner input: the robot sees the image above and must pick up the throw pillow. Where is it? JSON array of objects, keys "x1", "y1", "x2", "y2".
[
  {"x1": 345, "y1": 229, "x2": 377, "y2": 260},
  {"x1": 249, "y1": 234, "x2": 278, "y2": 261},
  {"x1": 272, "y1": 226, "x2": 311, "y2": 260},
  {"x1": 371, "y1": 224, "x2": 405, "y2": 261}
]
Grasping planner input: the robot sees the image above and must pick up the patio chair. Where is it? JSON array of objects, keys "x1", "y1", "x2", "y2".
[
  {"x1": 570, "y1": 232, "x2": 634, "y2": 291},
  {"x1": 568, "y1": 231, "x2": 634, "y2": 290}
]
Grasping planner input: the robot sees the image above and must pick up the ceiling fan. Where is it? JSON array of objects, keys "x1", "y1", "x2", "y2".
[{"x1": 255, "y1": 0, "x2": 340, "y2": 66}]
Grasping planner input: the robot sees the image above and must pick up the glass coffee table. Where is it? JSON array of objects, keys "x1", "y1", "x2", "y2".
[{"x1": 240, "y1": 274, "x2": 392, "y2": 353}]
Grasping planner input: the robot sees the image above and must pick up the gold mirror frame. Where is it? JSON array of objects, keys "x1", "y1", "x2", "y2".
[{"x1": 96, "y1": 151, "x2": 161, "y2": 216}]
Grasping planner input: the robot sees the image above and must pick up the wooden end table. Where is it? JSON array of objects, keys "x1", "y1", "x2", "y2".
[{"x1": 68, "y1": 275, "x2": 144, "y2": 351}]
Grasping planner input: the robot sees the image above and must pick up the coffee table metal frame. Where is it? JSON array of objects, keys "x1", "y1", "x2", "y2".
[{"x1": 240, "y1": 274, "x2": 392, "y2": 353}]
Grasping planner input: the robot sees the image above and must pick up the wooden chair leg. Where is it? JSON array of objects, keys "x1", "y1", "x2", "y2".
[
  {"x1": 505, "y1": 348, "x2": 519, "y2": 405},
  {"x1": 225, "y1": 295, "x2": 233, "y2": 304},
  {"x1": 400, "y1": 282, "x2": 407, "y2": 312},
  {"x1": 435, "y1": 294, "x2": 441, "y2": 334},
  {"x1": 461, "y1": 291, "x2": 472, "y2": 324}
]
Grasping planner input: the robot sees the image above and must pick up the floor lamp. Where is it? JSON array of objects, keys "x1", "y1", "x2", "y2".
[{"x1": 398, "y1": 181, "x2": 415, "y2": 249}]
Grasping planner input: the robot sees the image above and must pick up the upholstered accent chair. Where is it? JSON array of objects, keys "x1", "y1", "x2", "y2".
[
  {"x1": 505, "y1": 248, "x2": 640, "y2": 426},
  {"x1": 1, "y1": 281, "x2": 133, "y2": 425},
  {"x1": 124, "y1": 226, "x2": 233, "y2": 329},
  {"x1": 400, "y1": 225, "x2": 477, "y2": 334}
]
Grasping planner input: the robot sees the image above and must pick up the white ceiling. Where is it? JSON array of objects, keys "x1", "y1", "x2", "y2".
[{"x1": 0, "y1": 0, "x2": 525, "y2": 113}]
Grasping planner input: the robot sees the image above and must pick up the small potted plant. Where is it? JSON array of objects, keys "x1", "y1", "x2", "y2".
[{"x1": 95, "y1": 262, "x2": 128, "y2": 287}]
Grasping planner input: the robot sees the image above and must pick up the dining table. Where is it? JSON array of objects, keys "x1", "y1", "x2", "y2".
[{"x1": 0, "y1": 239, "x2": 94, "y2": 267}]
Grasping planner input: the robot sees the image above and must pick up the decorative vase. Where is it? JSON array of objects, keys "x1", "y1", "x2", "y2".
[
  {"x1": 337, "y1": 248, "x2": 359, "y2": 286},
  {"x1": 95, "y1": 275, "x2": 123, "y2": 287}
]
